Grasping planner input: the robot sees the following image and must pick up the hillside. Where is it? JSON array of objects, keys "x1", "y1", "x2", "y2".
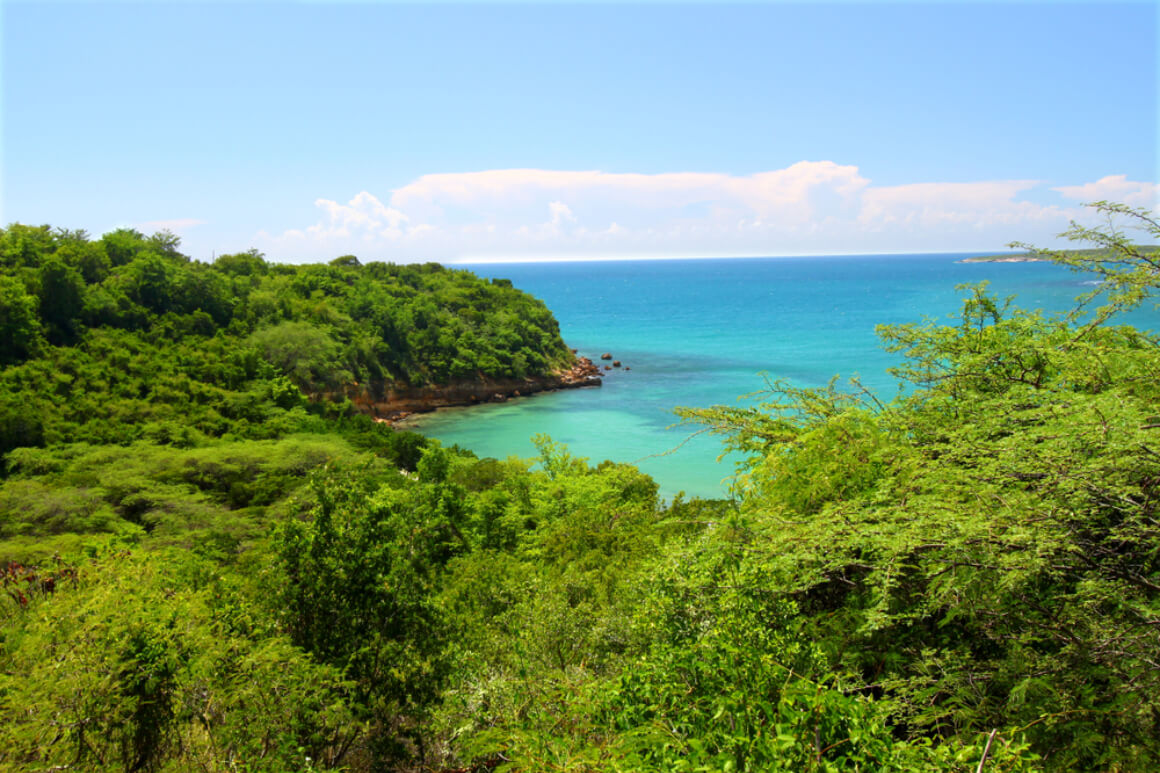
[
  {"x1": 0, "y1": 224, "x2": 587, "y2": 435},
  {"x1": 1, "y1": 205, "x2": 1159, "y2": 772}
]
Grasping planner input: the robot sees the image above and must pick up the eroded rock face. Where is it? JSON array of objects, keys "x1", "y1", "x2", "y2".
[{"x1": 350, "y1": 356, "x2": 603, "y2": 422}]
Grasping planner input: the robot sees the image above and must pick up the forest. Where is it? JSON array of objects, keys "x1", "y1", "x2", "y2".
[{"x1": 1, "y1": 202, "x2": 1158, "y2": 772}]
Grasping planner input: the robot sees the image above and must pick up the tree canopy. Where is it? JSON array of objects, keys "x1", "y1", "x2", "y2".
[{"x1": 2, "y1": 205, "x2": 1158, "y2": 771}]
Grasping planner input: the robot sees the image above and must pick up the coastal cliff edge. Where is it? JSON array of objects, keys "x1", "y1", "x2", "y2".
[{"x1": 349, "y1": 356, "x2": 603, "y2": 423}]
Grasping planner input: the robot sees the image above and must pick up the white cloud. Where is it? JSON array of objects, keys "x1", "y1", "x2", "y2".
[
  {"x1": 252, "y1": 165, "x2": 1156, "y2": 262},
  {"x1": 548, "y1": 201, "x2": 576, "y2": 226},
  {"x1": 1054, "y1": 175, "x2": 1160, "y2": 210},
  {"x1": 858, "y1": 180, "x2": 1063, "y2": 229},
  {"x1": 309, "y1": 192, "x2": 412, "y2": 239},
  {"x1": 255, "y1": 192, "x2": 428, "y2": 255}
]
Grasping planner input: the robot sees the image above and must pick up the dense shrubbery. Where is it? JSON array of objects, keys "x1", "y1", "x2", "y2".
[
  {"x1": 0, "y1": 223, "x2": 575, "y2": 556},
  {"x1": 2, "y1": 206, "x2": 1158, "y2": 771},
  {"x1": 0, "y1": 224, "x2": 572, "y2": 405}
]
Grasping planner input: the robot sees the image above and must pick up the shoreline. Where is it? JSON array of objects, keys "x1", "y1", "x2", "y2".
[
  {"x1": 958, "y1": 255, "x2": 1051, "y2": 263},
  {"x1": 352, "y1": 357, "x2": 603, "y2": 425}
]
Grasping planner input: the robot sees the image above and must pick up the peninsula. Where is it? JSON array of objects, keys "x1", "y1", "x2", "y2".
[{"x1": 961, "y1": 245, "x2": 1158, "y2": 263}]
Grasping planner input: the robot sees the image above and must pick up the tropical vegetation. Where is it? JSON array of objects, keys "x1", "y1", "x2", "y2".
[{"x1": 1, "y1": 203, "x2": 1157, "y2": 771}]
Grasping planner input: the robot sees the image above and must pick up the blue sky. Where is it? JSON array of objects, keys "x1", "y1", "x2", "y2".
[{"x1": 2, "y1": 1, "x2": 1156, "y2": 263}]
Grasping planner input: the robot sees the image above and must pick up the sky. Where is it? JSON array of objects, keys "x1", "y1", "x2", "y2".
[{"x1": 1, "y1": 0, "x2": 1157, "y2": 264}]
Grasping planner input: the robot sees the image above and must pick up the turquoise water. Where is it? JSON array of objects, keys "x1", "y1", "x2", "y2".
[{"x1": 407, "y1": 254, "x2": 1160, "y2": 500}]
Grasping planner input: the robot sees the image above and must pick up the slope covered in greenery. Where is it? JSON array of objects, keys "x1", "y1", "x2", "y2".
[
  {"x1": 0, "y1": 224, "x2": 575, "y2": 560},
  {"x1": 0, "y1": 224, "x2": 573, "y2": 447},
  {"x1": 1, "y1": 204, "x2": 1158, "y2": 772}
]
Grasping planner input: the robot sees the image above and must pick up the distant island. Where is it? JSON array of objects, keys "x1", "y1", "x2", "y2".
[
  {"x1": 961, "y1": 245, "x2": 1158, "y2": 263},
  {"x1": 961, "y1": 253, "x2": 1050, "y2": 263}
]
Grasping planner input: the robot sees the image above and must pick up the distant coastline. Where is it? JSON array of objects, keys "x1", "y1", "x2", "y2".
[
  {"x1": 960, "y1": 254, "x2": 1049, "y2": 263},
  {"x1": 961, "y1": 245, "x2": 1158, "y2": 264}
]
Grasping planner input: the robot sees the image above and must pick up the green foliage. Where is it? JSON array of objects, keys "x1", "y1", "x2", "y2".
[
  {"x1": 0, "y1": 435, "x2": 370, "y2": 564},
  {"x1": 0, "y1": 548, "x2": 363, "y2": 772},
  {"x1": 0, "y1": 224, "x2": 56, "y2": 268},
  {"x1": 0, "y1": 221, "x2": 590, "y2": 771},
  {"x1": 1012, "y1": 201, "x2": 1159, "y2": 333},
  {"x1": 676, "y1": 203, "x2": 1160, "y2": 770},
  {"x1": 213, "y1": 248, "x2": 268, "y2": 277},
  {"x1": 0, "y1": 274, "x2": 43, "y2": 365},
  {"x1": 5, "y1": 206, "x2": 1155, "y2": 771},
  {"x1": 0, "y1": 222, "x2": 575, "y2": 459},
  {"x1": 271, "y1": 456, "x2": 471, "y2": 765},
  {"x1": 0, "y1": 219, "x2": 572, "y2": 493},
  {"x1": 34, "y1": 256, "x2": 85, "y2": 344},
  {"x1": 249, "y1": 320, "x2": 352, "y2": 394}
]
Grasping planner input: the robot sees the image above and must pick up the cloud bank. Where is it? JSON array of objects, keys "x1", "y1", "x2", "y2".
[{"x1": 254, "y1": 162, "x2": 1158, "y2": 263}]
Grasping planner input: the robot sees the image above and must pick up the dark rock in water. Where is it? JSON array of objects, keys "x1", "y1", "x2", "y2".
[
  {"x1": 604, "y1": 365, "x2": 612, "y2": 370},
  {"x1": 601, "y1": 352, "x2": 612, "y2": 360},
  {"x1": 612, "y1": 360, "x2": 621, "y2": 367},
  {"x1": 624, "y1": 366, "x2": 631, "y2": 371}
]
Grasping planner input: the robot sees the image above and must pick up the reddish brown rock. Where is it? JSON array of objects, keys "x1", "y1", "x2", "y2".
[
  {"x1": 601, "y1": 352, "x2": 612, "y2": 360},
  {"x1": 612, "y1": 360, "x2": 621, "y2": 367},
  {"x1": 346, "y1": 353, "x2": 604, "y2": 424}
]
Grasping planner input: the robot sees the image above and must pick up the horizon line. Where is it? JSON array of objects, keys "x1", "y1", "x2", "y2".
[{"x1": 442, "y1": 248, "x2": 1020, "y2": 266}]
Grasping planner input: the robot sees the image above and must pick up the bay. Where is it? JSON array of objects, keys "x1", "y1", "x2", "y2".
[{"x1": 405, "y1": 254, "x2": 1160, "y2": 500}]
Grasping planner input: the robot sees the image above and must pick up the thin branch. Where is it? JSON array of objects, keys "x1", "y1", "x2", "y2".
[{"x1": 975, "y1": 729, "x2": 997, "y2": 773}]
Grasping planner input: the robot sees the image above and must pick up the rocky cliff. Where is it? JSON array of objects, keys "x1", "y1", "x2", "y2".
[{"x1": 350, "y1": 357, "x2": 603, "y2": 422}]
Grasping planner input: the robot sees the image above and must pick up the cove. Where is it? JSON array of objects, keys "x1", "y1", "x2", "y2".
[{"x1": 405, "y1": 254, "x2": 1160, "y2": 499}]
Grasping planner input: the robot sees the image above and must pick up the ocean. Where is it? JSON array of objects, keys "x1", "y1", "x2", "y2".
[{"x1": 404, "y1": 254, "x2": 1160, "y2": 500}]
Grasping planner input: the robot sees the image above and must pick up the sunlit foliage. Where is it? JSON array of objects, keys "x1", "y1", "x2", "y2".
[{"x1": 2, "y1": 206, "x2": 1157, "y2": 771}]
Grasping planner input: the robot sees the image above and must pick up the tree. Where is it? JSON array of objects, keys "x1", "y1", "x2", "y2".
[
  {"x1": 675, "y1": 203, "x2": 1160, "y2": 768},
  {"x1": 100, "y1": 228, "x2": 149, "y2": 267},
  {"x1": 272, "y1": 461, "x2": 452, "y2": 765},
  {"x1": 213, "y1": 248, "x2": 268, "y2": 278},
  {"x1": 0, "y1": 275, "x2": 43, "y2": 365},
  {"x1": 57, "y1": 237, "x2": 112, "y2": 284},
  {"x1": 0, "y1": 549, "x2": 363, "y2": 772},
  {"x1": 0, "y1": 224, "x2": 55, "y2": 268},
  {"x1": 248, "y1": 320, "x2": 352, "y2": 393},
  {"x1": 124, "y1": 252, "x2": 174, "y2": 314},
  {"x1": 35, "y1": 257, "x2": 85, "y2": 344}
]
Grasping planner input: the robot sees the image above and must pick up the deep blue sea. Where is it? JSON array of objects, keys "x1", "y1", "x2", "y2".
[{"x1": 405, "y1": 254, "x2": 1160, "y2": 500}]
